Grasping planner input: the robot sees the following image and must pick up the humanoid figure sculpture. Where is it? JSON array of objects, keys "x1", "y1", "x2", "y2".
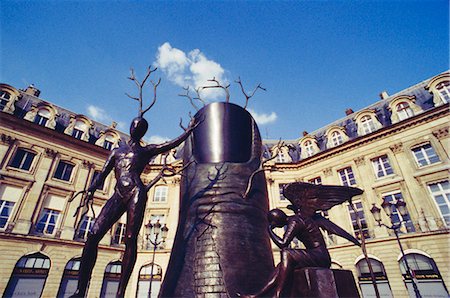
[
  {"x1": 70, "y1": 117, "x2": 195, "y2": 298},
  {"x1": 240, "y1": 182, "x2": 362, "y2": 298}
]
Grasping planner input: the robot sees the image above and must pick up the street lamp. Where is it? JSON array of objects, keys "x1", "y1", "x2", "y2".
[
  {"x1": 370, "y1": 201, "x2": 422, "y2": 298},
  {"x1": 145, "y1": 219, "x2": 169, "y2": 298}
]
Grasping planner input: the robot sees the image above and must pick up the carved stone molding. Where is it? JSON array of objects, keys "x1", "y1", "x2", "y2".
[
  {"x1": 0, "y1": 133, "x2": 15, "y2": 145},
  {"x1": 389, "y1": 142, "x2": 404, "y2": 153},
  {"x1": 81, "y1": 160, "x2": 95, "y2": 169},
  {"x1": 354, "y1": 156, "x2": 365, "y2": 166},
  {"x1": 44, "y1": 148, "x2": 58, "y2": 158},
  {"x1": 432, "y1": 127, "x2": 449, "y2": 139},
  {"x1": 323, "y1": 167, "x2": 333, "y2": 177}
]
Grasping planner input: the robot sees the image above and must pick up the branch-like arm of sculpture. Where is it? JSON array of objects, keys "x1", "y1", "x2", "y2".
[
  {"x1": 148, "y1": 120, "x2": 198, "y2": 156},
  {"x1": 269, "y1": 218, "x2": 298, "y2": 249},
  {"x1": 88, "y1": 151, "x2": 116, "y2": 193}
]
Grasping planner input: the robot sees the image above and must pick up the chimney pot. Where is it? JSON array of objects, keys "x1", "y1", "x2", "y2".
[
  {"x1": 345, "y1": 108, "x2": 354, "y2": 116},
  {"x1": 302, "y1": 131, "x2": 308, "y2": 136},
  {"x1": 379, "y1": 91, "x2": 389, "y2": 100}
]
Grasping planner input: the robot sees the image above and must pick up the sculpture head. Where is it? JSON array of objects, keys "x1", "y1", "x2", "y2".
[
  {"x1": 130, "y1": 117, "x2": 148, "y2": 141},
  {"x1": 268, "y1": 208, "x2": 288, "y2": 228}
]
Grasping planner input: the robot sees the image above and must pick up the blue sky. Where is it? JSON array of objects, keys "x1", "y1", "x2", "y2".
[{"x1": 1, "y1": 1, "x2": 448, "y2": 142}]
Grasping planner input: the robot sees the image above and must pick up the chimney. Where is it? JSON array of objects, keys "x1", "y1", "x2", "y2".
[
  {"x1": 24, "y1": 84, "x2": 41, "y2": 97},
  {"x1": 302, "y1": 131, "x2": 308, "y2": 136},
  {"x1": 379, "y1": 91, "x2": 389, "y2": 100},
  {"x1": 345, "y1": 108, "x2": 354, "y2": 116}
]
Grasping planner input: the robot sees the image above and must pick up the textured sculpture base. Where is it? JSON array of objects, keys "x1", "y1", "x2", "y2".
[{"x1": 290, "y1": 268, "x2": 360, "y2": 298}]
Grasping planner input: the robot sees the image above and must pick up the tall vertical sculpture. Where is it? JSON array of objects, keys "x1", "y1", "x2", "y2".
[{"x1": 160, "y1": 102, "x2": 275, "y2": 297}]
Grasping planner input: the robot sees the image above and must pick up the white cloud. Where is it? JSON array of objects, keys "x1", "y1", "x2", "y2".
[
  {"x1": 86, "y1": 105, "x2": 126, "y2": 130},
  {"x1": 144, "y1": 135, "x2": 170, "y2": 144},
  {"x1": 248, "y1": 108, "x2": 278, "y2": 125},
  {"x1": 155, "y1": 42, "x2": 226, "y2": 100}
]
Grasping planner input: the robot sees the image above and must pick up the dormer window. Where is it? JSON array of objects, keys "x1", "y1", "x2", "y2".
[
  {"x1": 331, "y1": 131, "x2": 343, "y2": 146},
  {"x1": 396, "y1": 102, "x2": 414, "y2": 121},
  {"x1": 0, "y1": 84, "x2": 20, "y2": 114},
  {"x1": 304, "y1": 141, "x2": 315, "y2": 157},
  {"x1": 325, "y1": 126, "x2": 349, "y2": 149},
  {"x1": 354, "y1": 110, "x2": 382, "y2": 136},
  {"x1": 24, "y1": 103, "x2": 58, "y2": 129},
  {"x1": 64, "y1": 116, "x2": 92, "y2": 142},
  {"x1": 426, "y1": 72, "x2": 450, "y2": 106},
  {"x1": 300, "y1": 137, "x2": 319, "y2": 159},
  {"x1": 436, "y1": 81, "x2": 450, "y2": 103},
  {"x1": 361, "y1": 116, "x2": 376, "y2": 134},
  {"x1": 0, "y1": 91, "x2": 11, "y2": 110},
  {"x1": 95, "y1": 128, "x2": 120, "y2": 151},
  {"x1": 388, "y1": 95, "x2": 422, "y2": 124},
  {"x1": 34, "y1": 108, "x2": 51, "y2": 126}
]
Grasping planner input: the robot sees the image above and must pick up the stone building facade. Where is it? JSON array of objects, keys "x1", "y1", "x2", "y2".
[{"x1": 0, "y1": 71, "x2": 448, "y2": 297}]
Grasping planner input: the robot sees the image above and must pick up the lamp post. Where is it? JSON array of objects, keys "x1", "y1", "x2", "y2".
[
  {"x1": 145, "y1": 219, "x2": 168, "y2": 298},
  {"x1": 370, "y1": 201, "x2": 422, "y2": 298}
]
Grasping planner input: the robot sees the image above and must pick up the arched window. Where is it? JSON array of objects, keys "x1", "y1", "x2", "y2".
[
  {"x1": 356, "y1": 258, "x2": 393, "y2": 298},
  {"x1": 399, "y1": 253, "x2": 448, "y2": 297},
  {"x1": 56, "y1": 258, "x2": 80, "y2": 298},
  {"x1": 136, "y1": 263, "x2": 162, "y2": 298},
  {"x1": 436, "y1": 81, "x2": 450, "y2": 103},
  {"x1": 396, "y1": 102, "x2": 414, "y2": 121},
  {"x1": 331, "y1": 131, "x2": 343, "y2": 147},
  {"x1": 100, "y1": 261, "x2": 122, "y2": 298},
  {"x1": 4, "y1": 252, "x2": 50, "y2": 298},
  {"x1": 35, "y1": 108, "x2": 52, "y2": 127},
  {"x1": 304, "y1": 140, "x2": 315, "y2": 157},
  {"x1": 0, "y1": 90, "x2": 11, "y2": 110},
  {"x1": 72, "y1": 120, "x2": 88, "y2": 140},
  {"x1": 426, "y1": 73, "x2": 450, "y2": 106},
  {"x1": 360, "y1": 115, "x2": 376, "y2": 134}
]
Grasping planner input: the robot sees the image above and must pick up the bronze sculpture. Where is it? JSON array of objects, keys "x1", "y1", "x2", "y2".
[
  {"x1": 239, "y1": 182, "x2": 362, "y2": 298},
  {"x1": 70, "y1": 68, "x2": 197, "y2": 298}
]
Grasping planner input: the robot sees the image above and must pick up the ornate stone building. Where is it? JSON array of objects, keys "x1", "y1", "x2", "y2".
[{"x1": 0, "y1": 71, "x2": 448, "y2": 297}]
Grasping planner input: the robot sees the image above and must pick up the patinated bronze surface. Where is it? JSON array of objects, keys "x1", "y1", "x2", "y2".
[
  {"x1": 70, "y1": 117, "x2": 195, "y2": 298},
  {"x1": 240, "y1": 182, "x2": 362, "y2": 298},
  {"x1": 159, "y1": 102, "x2": 275, "y2": 297}
]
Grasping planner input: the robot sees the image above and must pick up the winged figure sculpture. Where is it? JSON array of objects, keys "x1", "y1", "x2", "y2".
[{"x1": 239, "y1": 182, "x2": 363, "y2": 298}]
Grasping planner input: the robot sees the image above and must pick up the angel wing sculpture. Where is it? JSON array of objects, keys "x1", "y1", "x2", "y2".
[{"x1": 239, "y1": 182, "x2": 363, "y2": 298}]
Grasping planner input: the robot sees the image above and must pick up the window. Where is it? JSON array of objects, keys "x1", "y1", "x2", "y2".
[
  {"x1": 72, "y1": 128, "x2": 84, "y2": 140},
  {"x1": 279, "y1": 183, "x2": 287, "y2": 200},
  {"x1": 348, "y1": 201, "x2": 370, "y2": 240},
  {"x1": 276, "y1": 151, "x2": 286, "y2": 163},
  {"x1": 0, "y1": 200, "x2": 15, "y2": 229},
  {"x1": 339, "y1": 167, "x2": 356, "y2": 186},
  {"x1": 411, "y1": 144, "x2": 440, "y2": 167},
  {"x1": 35, "y1": 208, "x2": 60, "y2": 235},
  {"x1": 104, "y1": 140, "x2": 114, "y2": 150},
  {"x1": 331, "y1": 131, "x2": 343, "y2": 147},
  {"x1": 396, "y1": 102, "x2": 414, "y2": 121},
  {"x1": 382, "y1": 193, "x2": 415, "y2": 233},
  {"x1": 34, "y1": 109, "x2": 51, "y2": 127},
  {"x1": 153, "y1": 186, "x2": 168, "y2": 203},
  {"x1": 10, "y1": 148, "x2": 36, "y2": 171},
  {"x1": 100, "y1": 261, "x2": 122, "y2": 298},
  {"x1": 112, "y1": 222, "x2": 126, "y2": 245},
  {"x1": 137, "y1": 263, "x2": 163, "y2": 298},
  {"x1": 76, "y1": 215, "x2": 95, "y2": 240},
  {"x1": 356, "y1": 258, "x2": 393, "y2": 298},
  {"x1": 54, "y1": 161, "x2": 74, "y2": 181},
  {"x1": 399, "y1": 254, "x2": 448, "y2": 297},
  {"x1": 0, "y1": 91, "x2": 11, "y2": 110},
  {"x1": 57, "y1": 258, "x2": 81, "y2": 298},
  {"x1": 371, "y1": 155, "x2": 394, "y2": 178},
  {"x1": 436, "y1": 81, "x2": 450, "y2": 103},
  {"x1": 0, "y1": 185, "x2": 22, "y2": 230},
  {"x1": 308, "y1": 177, "x2": 322, "y2": 185},
  {"x1": 427, "y1": 181, "x2": 450, "y2": 226},
  {"x1": 304, "y1": 140, "x2": 315, "y2": 157},
  {"x1": 361, "y1": 115, "x2": 376, "y2": 134},
  {"x1": 4, "y1": 252, "x2": 50, "y2": 298}
]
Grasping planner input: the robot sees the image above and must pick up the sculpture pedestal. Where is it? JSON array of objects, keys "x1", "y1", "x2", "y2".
[{"x1": 290, "y1": 268, "x2": 360, "y2": 298}]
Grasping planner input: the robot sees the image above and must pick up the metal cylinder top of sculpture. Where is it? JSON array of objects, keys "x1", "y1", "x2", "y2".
[{"x1": 159, "y1": 102, "x2": 275, "y2": 297}]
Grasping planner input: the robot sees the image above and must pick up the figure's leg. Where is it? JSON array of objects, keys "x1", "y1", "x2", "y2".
[
  {"x1": 273, "y1": 250, "x2": 295, "y2": 298},
  {"x1": 117, "y1": 189, "x2": 147, "y2": 297},
  {"x1": 71, "y1": 193, "x2": 127, "y2": 298}
]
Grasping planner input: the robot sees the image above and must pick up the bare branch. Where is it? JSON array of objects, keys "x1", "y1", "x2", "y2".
[
  {"x1": 141, "y1": 77, "x2": 161, "y2": 115},
  {"x1": 126, "y1": 66, "x2": 159, "y2": 117},
  {"x1": 199, "y1": 77, "x2": 230, "y2": 103},
  {"x1": 125, "y1": 92, "x2": 140, "y2": 101},
  {"x1": 194, "y1": 88, "x2": 206, "y2": 107},
  {"x1": 179, "y1": 86, "x2": 199, "y2": 111},
  {"x1": 235, "y1": 76, "x2": 266, "y2": 109}
]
